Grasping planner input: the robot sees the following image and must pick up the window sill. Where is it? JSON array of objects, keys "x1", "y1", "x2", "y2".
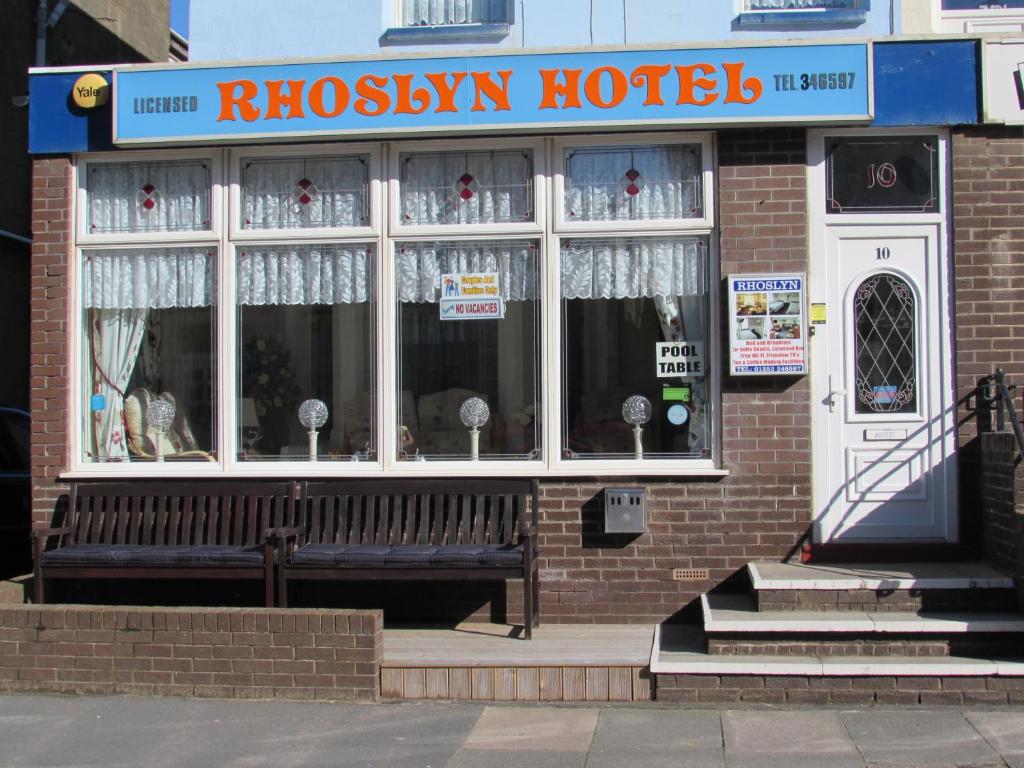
[
  {"x1": 381, "y1": 23, "x2": 511, "y2": 45},
  {"x1": 62, "y1": 463, "x2": 729, "y2": 480},
  {"x1": 735, "y1": 10, "x2": 867, "y2": 26}
]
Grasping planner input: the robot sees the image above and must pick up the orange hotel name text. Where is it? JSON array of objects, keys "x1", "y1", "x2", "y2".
[{"x1": 216, "y1": 62, "x2": 765, "y2": 121}]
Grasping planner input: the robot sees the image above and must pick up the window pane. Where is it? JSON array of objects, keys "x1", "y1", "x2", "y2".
[
  {"x1": 81, "y1": 247, "x2": 216, "y2": 462},
  {"x1": 240, "y1": 155, "x2": 370, "y2": 230},
  {"x1": 404, "y1": 0, "x2": 506, "y2": 25},
  {"x1": 399, "y1": 149, "x2": 533, "y2": 226},
  {"x1": 397, "y1": 240, "x2": 540, "y2": 460},
  {"x1": 746, "y1": 0, "x2": 860, "y2": 8},
  {"x1": 237, "y1": 245, "x2": 376, "y2": 461},
  {"x1": 825, "y1": 136, "x2": 939, "y2": 214},
  {"x1": 564, "y1": 144, "x2": 702, "y2": 223},
  {"x1": 854, "y1": 273, "x2": 917, "y2": 414},
  {"x1": 87, "y1": 160, "x2": 211, "y2": 234},
  {"x1": 561, "y1": 236, "x2": 711, "y2": 459}
]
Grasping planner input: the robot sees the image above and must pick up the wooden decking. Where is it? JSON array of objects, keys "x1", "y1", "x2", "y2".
[{"x1": 381, "y1": 624, "x2": 655, "y2": 701}]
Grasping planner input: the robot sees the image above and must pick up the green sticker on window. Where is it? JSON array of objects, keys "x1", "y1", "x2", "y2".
[{"x1": 663, "y1": 386, "x2": 691, "y2": 403}]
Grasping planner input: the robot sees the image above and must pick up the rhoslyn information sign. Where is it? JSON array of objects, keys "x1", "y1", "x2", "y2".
[
  {"x1": 439, "y1": 272, "x2": 504, "y2": 320},
  {"x1": 728, "y1": 273, "x2": 807, "y2": 376},
  {"x1": 112, "y1": 42, "x2": 871, "y2": 144}
]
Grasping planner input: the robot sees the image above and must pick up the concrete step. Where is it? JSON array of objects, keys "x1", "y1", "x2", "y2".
[
  {"x1": 748, "y1": 562, "x2": 1017, "y2": 613},
  {"x1": 701, "y1": 594, "x2": 1024, "y2": 657},
  {"x1": 651, "y1": 624, "x2": 1024, "y2": 705}
]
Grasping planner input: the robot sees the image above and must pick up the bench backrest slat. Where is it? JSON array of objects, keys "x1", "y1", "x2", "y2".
[
  {"x1": 300, "y1": 480, "x2": 534, "y2": 548},
  {"x1": 60, "y1": 482, "x2": 296, "y2": 550}
]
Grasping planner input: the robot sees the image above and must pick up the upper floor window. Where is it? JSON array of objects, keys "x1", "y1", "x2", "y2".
[
  {"x1": 937, "y1": 0, "x2": 1024, "y2": 32},
  {"x1": 384, "y1": 0, "x2": 511, "y2": 43},
  {"x1": 402, "y1": 0, "x2": 508, "y2": 26},
  {"x1": 737, "y1": 0, "x2": 867, "y2": 25}
]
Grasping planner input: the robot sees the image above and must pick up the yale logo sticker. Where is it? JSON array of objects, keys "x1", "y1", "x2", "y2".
[{"x1": 72, "y1": 73, "x2": 110, "y2": 109}]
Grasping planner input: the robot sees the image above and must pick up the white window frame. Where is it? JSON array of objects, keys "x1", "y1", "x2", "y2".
[
  {"x1": 382, "y1": 0, "x2": 512, "y2": 44},
  {"x1": 71, "y1": 148, "x2": 226, "y2": 476},
  {"x1": 67, "y1": 133, "x2": 727, "y2": 479},
  {"x1": 549, "y1": 133, "x2": 722, "y2": 475},
  {"x1": 384, "y1": 136, "x2": 547, "y2": 476}
]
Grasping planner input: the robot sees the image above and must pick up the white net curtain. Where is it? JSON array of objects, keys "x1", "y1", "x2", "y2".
[
  {"x1": 564, "y1": 144, "x2": 702, "y2": 222},
  {"x1": 561, "y1": 237, "x2": 705, "y2": 301},
  {"x1": 86, "y1": 160, "x2": 211, "y2": 235},
  {"x1": 400, "y1": 150, "x2": 533, "y2": 226},
  {"x1": 240, "y1": 155, "x2": 369, "y2": 230},
  {"x1": 403, "y1": 0, "x2": 505, "y2": 25}
]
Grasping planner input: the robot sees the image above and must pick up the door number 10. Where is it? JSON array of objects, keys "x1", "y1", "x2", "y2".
[{"x1": 875, "y1": 246, "x2": 891, "y2": 260}]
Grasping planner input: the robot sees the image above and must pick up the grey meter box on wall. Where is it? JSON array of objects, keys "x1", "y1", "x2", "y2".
[{"x1": 604, "y1": 488, "x2": 646, "y2": 533}]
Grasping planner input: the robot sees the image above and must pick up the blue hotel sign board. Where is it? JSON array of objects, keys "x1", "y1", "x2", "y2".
[{"x1": 112, "y1": 43, "x2": 871, "y2": 144}]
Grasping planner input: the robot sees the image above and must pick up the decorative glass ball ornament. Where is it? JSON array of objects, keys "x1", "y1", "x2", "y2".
[
  {"x1": 298, "y1": 398, "x2": 329, "y2": 430},
  {"x1": 459, "y1": 397, "x2": 490, "y2": 428},
  {"x1": 146, "y1": 399, "x2": 176, "y2": 432},
  {"x1": 622, "y1": 395, "x2": 652, "y2": 426}
]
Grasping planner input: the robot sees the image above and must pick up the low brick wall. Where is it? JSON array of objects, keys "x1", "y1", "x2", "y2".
[{"x1": 0, "y1": 605, "x2": 382, "y2": 701}]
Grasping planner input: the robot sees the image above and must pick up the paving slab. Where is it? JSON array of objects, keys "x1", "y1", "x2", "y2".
[
  {"x1": 842, "y1": 710, "x2": 1004, "y2": 768},
  {"x1": 462, "y1": 706, "x2": 598, "y2": 752},
  {"x1": 447, "y1": 750, "x2": 588, "y2": 768},
  {"x1": 588, "y1": 709, "x2": 724, "y2": 768},
  {"x1": 722, "y1": 710, "x2": 862, "y2": 768},
  {"x1": 0, "y1": 695, "x2": 482, "y2": 768},
  {"x1": 966, "y1": 711, "x2": 1024, "y2": 768}
]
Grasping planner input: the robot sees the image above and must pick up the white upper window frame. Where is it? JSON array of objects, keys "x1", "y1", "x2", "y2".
[
  {"x1": 387, "y1": 136, "x2": 547, "y2": 239},
  {"x1": 552, "y1": 133, "x2": 715, "y2": 235},
  {"x1": 75, "y1": 148, "x2": 224, "y2": 247},
  {"x1": 229, "y1": 143, "x2": 383, "y2": 242}
]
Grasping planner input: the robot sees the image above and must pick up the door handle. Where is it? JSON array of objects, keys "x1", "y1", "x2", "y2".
[{"x1": 826, "y1": 374, "x2": 846, "y2": 413}]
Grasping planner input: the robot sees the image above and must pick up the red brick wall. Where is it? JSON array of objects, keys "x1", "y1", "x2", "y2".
[
  {"x1": 951, "y1": 129, "x2": 1024, "y2": 540},
  {"x1": 30, "y1": 156, "x2": 73, "y2": 526},
  {"x1": 0, "y1": 605, "x2": 381, "y2": 701},
  {"x1": 534, "y1": 128, "x2": 812, "y2": 623}
]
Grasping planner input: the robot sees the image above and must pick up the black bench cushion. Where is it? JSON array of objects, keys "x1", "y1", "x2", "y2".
[
  {"x1": 290, "y1": 543, "x2": 523, "y2": 567},
  {"x1": 41, "y1": 544, "x2": 269, "y2": 566}
]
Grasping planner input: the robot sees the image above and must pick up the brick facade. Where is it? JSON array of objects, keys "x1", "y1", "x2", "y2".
[
  {"x1": 0, "y1": 605, "x2": 381, "y2": 701},
  {"x1": 30, "y1": 156, "x2": 73, "y2": 526}
]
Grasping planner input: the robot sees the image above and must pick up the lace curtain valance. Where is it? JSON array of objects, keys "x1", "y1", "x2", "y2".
[
  {"x1": 82, "y1": 249, "x2": 215, "y2": 310},
  {"x1": 561, "y1": 237, "x2": 706, "y2": 300},
  {"x1": 237, "y1": 246, "x2": 372, "y2": 306}
]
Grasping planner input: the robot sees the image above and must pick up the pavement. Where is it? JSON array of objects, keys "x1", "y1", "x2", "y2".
[{"x1": 1, "y1": 694, "x2": 1023, "y2": 767}]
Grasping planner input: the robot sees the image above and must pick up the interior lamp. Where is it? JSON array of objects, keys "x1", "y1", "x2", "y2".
[
  {"x1": 146, "y1": 398, "x2": 176, "y2": 462},
  {"x1": 459, "y1": 397, "x2": 490, "y2": 461},
  {"x1": 622, "y1": 395, "x2": 652, "y2": 460},
  {"x1": 298, "y1": 398, "x2": 329, "y2": 462}
]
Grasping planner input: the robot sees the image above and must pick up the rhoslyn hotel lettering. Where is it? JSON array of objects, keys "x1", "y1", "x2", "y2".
[{"x1": 214, "y1": 61, "x2": 765, "y2": 122}]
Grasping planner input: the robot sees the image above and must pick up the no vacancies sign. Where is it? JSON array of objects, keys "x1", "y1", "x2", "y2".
[{"x1": 113, "y1": 43, "x2": 871, "y2": 144}]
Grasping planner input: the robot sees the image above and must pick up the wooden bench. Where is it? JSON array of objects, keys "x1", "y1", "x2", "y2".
[
  {"x1": 275, "y1": 478, "x2": 540, "y2": 638},
  {"x1": 33, "y1": 481, "x2": 299, "y2": 607}
]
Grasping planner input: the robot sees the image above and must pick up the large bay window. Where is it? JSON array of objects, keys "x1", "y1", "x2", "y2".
[{"x1": 74, "y1": 134, "x2": 718, "y2": 475}]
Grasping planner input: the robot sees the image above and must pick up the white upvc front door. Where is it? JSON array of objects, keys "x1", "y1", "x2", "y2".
[{"x1": 809, "y1": 132, "x2": 957, "y2": 543}]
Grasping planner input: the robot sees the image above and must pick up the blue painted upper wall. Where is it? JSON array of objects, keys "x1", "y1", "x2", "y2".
[{"x1": 188, "y1": 0, "x2": 899, "y2": 62}]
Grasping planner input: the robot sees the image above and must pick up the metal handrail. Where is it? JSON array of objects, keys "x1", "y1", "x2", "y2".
[{"x1": 987, "y1": 369, "x2": 1024, "y2": 464}]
